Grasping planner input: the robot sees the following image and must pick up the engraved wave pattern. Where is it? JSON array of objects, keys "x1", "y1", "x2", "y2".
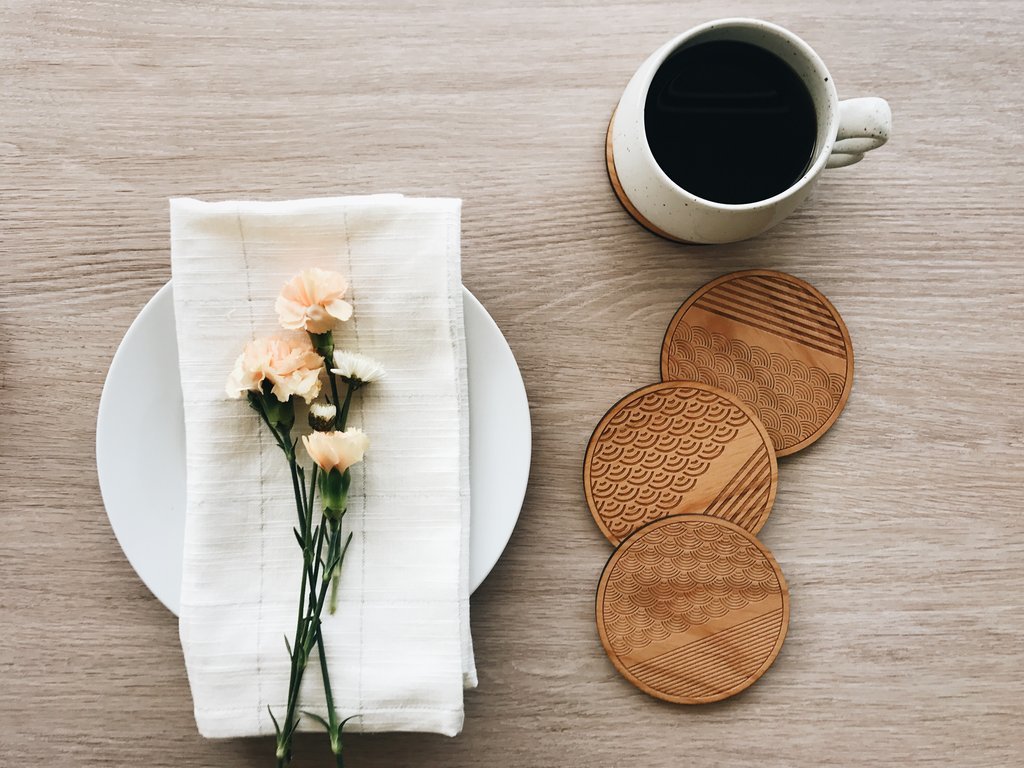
[
  {"x1": 665, "y1": 321, "x2": 845, "y2": 451},
  {"x1": 590, "y1": 387, "x2": 753, "y2": 539},
  {"x1": 603, "y1": 519, "x2": 779, "y2": 657}
]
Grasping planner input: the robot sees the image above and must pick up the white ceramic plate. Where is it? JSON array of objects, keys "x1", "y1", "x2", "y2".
[{"x1": 96, "y1": 282, "x2": 530, "y2": 614}]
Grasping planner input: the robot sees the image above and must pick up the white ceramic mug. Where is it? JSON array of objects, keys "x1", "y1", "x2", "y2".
[{"x1": 607, "y1": 18, "x2": 892, "y2": 244}]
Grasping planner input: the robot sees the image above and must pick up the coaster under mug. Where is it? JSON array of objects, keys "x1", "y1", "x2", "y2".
[
  {"x1": 662, "y1": 270, "x2": 853, "y2": 456},
  {"x1": 584, "y1": 381, "x2": 777, "y2": 544},
  {"x1": 607, "y1": 17, "x2": 891, "y2": 243},
  {"x1": 596, "y1": 515, "x2": 789, "y2": 704},
  {"x1": 605, "y1": 108, "x2": 688, "y2": 243}
]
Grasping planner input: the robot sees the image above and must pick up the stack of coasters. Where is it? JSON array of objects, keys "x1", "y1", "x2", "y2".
[{"x1": 585, "y1": 270, "x2": 853, "y2": 704}]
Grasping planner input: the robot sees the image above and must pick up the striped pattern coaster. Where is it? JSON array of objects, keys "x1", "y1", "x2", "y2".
[{"x1": 661, "y1": 270, "x2": 854, "y2": 456}]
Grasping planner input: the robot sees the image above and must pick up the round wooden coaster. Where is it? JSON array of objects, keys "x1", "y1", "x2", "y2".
[
  {"x1": 584, "y1": 382, "x2": 778, "y2": 545},
  {"x1": 596, "y1": 515, "x2": 789, "y2": 705},
  {"x1": 661, "y1": 270, "x2": 854, "y2": 456}
]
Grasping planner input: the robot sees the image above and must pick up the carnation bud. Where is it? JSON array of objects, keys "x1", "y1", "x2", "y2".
[{"x1": 308, "y1": 401, "x2": 337, "y2": 432}]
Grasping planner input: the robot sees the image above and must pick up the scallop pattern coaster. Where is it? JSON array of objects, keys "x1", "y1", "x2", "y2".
[
  {"x1": 584, "y1": 382, "x2": 778, "y2": 545},
  {"x1": 661, "y1": 270, "x2": 854, "y2": 456},
  {"x1": 596, "y1": 515, "x2": 789, "y2": 704}
]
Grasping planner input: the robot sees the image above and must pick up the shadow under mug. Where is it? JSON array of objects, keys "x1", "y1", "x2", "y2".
[{"x1": 607, "y1": 18, "x2": 892, "y2": 244}]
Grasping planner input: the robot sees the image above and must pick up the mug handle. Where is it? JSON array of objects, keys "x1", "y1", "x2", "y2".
[{"x1": 826, "y1": 97, "x2": 892, "y2": 169}]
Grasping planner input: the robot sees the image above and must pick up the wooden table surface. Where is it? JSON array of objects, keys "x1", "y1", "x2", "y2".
[{"x1": 3, "y1": 1, "x2": 1022, "y2": 765}]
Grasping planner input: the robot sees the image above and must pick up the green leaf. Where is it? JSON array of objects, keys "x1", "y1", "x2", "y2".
[
  {"x1": 334, "y1": 532, "x2": 354, "y2": 569},
  {"x1": 284, "y1": 634, "x2": 293, "y2": 658},
  {"x1": 301, "y1": 711, "x2": 331, "y2": 732},
  {"x1": 293, "y1": 527, "x2": 304, "y2": 548},
  {"x1": 267, "y1": 705, "x2": 282, "y2": 737}
]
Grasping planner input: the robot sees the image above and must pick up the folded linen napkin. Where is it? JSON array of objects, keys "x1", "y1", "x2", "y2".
[{"x1": 171, "y1": 195, "x2": 475, "y2": 738}]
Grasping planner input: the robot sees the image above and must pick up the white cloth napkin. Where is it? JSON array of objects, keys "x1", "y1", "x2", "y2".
[{"x1": 170, "y1": 195, "x2": 475, "y2": 739}]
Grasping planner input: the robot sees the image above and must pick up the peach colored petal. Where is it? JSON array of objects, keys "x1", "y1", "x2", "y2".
[
  {"x1": 325, "y1": 299, "x2": 353, "y2": 323},
  {"x1": 284, "y1": 272, "x2": 313, "y2": 305},
  {"x1": 275, "y1": 268, "x2": 352, "y2": 333},
  {"x1": 302, "y1": 429, "x2": 369, "y2": 473},
  {"x1": 301, "y1": 304, "x2": 336, "y2": 334},
  {"x1": 323, "y1": 438, "x2": 342, "y2": 469},
  {"x1": 225, "y1": 332, "x2": 323, "y2": 403},
  {"x1": 301, "y1": 433, "x2": 321, "y2": 464},
  {"x1": 274, "y1": 294, "x2": 308, "y2": 331},
  {"x1": 306, "y1": 268, "x2": 347, "y2": 304},
  {"x1": 225, "y1": 352, "x2": 255, "y2": 398}
]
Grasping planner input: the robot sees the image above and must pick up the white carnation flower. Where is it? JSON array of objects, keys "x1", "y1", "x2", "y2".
[{"x1": 331, "y1": 350, "x2": 386, "y2": 386}]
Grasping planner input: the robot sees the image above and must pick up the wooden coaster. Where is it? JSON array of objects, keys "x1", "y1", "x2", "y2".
[
  {"x1": 584, "y1": 382, "x2": 778, "y2": 545},
  {"x1": 596, "y1": 515, "x2": 789, "y2": 704},
  {"x1": 661, "y1": 270, "x2": 854, "y2": 456},
  {"x1": 605, "y1": 110, "x2": 695, "y2": 244}
]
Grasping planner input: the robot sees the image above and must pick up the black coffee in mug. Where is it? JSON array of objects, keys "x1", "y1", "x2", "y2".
[{"x1": 644, "y1": 40, "x2": 817, "y2": 205}]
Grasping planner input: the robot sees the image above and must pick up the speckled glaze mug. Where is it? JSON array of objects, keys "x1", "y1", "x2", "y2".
[{"x1": 607, "y1": 18, "x2": 892, "y2": 244}]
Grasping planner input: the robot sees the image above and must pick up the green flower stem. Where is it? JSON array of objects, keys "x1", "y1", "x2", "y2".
[
  {"x1": 297, "y1": 465, "x2": 309, "y2": 522},
  {"x1": 320, "y1": 384, "x2": 358, "y2": 615},
  {"x1": 309, "y1": 330, "x2": 342, "y2": 422},
  {"x1": 315, "y1": 634, "x2": 345, "y2": 768},
  {"x1": 306, "y1": 527, "x2": 354, "y2": 767},
  {"x1": 249, "y1": 392, "x2": 293, "y2": 458},
  {"x1": 247, "y1": 376, "x2": 363, "y2": 766},
  {"x1": 328, "y1": 524, "x2": 341, "y2": 614},
  {"x1": 275, "y1": 475, "x2": 347, "y2": 768},
  {"x1": 276, "y1": 455, "x2": 316, "y2": 768},
  {"x1": 262, "y1": 408, "x2": 325, "y2": 768},
  {"x1": 277, "y1": 526, "x2": 307, "y2": 766},
  {"x1": 246, "y1": 394, "x2": 306, "y2": 767},
  {"x1": 303, "y1": 466, "x2": 324, "y2": 606},
  {"x1": 311, "y1": 527, "x2": 349, "y2": 630},
  {"x1": 337, "y1": 381, "x2": 357, "y2": 431},
  {"x1": 319, "y1": 471, "x2": 350, "y2": 616},
  {"x1": 306, "y1": 505, "x2": 329, "y2": 618},
  {"x1": 328, "y1": 373, "x2": 343, "y2": 424},
  {"x1": 288, "y1": 454, "x2": 307, "y2": 533}
]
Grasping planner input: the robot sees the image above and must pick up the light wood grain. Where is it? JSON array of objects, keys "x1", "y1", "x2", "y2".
[{"x1": 1, "y1": 0, "x2": 1023, "y2": 766}]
